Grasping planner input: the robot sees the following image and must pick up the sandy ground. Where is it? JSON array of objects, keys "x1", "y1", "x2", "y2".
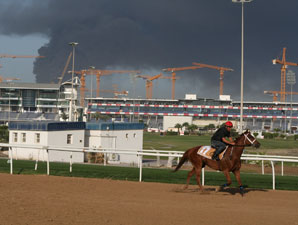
[{"x1": 0, "y1": 173, "x2": 297, "y2": 225}]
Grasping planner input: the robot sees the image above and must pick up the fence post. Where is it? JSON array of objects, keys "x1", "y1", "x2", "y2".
[
  {"x1": 262, "y1": 160, "x2": 264, "y2": 175},
  {"x1": 281, "y1": 161, "x2": 284, "y2": 176},
  {"x1": 9, "y1": 147, "x2": 13, "y2": 175},
  {"x1": 35, "y1": 148, "x2": 40, "y2": 171},
  {"x1": 202, "y1": 168, "x2": 205, "y2": 186},
  {"x1": 139, "y1": 154, "x2": 143, "y2": 182},
  {"x1": 271, "y1": 161, "x2": 275, "y2": 190},
  {"x1": 156, "y1": 151, "x2": 160, "y2": 167},
  {"x1": 70, "y1": 152, "x2": 73, "y2": 173},
  {"x1": 46, "y1": 148, "x2": 50, "y2": 175}
]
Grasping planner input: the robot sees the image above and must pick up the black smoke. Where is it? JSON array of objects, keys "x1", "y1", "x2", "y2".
[{"x1": 1, "y1": 0, "x2": 298, "y2": 101}]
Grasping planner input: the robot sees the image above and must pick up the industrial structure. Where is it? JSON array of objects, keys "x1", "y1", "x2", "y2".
[
  {"x1": 192, "y1": 62, "x2": 233, "y2": 96},
  {"x1": 273, "y1": 48, "x2": 298, "y2": 102}
]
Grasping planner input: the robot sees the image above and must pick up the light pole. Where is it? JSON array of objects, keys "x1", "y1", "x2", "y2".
[
  {"x1": 232, "y1": 0, "x2": 253, "y2": 133},
  {"x1": 287, "y1": 70, "x2": 296, "y2": 132},
  {"x1": 89, "y1": 66, "x2": 95, "y2": 121},
  {"x1": 69, "y1": 42, "x2": 79, "y2": 121}
]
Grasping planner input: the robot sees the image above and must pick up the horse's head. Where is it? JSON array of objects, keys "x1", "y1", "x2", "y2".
[{"x1": 240, "y1": 129, "x2": 261, "y2": 148}]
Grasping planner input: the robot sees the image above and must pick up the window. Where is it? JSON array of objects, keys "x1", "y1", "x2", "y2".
[
  {"x1": 21, "y1": 133, "x2": 26, "y2": 143},
  {"x1": 35, "y1": 133, "x2": 40, "y2": 143},
  {"x1": 13, "y1": 133, "x2": 18, "y2": 142},
  {"x1": 67, "y1": 134, "x2": 72, "y2": 144}
]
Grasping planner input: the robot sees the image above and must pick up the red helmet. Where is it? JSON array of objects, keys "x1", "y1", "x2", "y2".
[{"x1": 225, "y1": 121, "x2": 233, "y2": 127}]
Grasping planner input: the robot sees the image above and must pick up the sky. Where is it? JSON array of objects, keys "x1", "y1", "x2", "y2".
[{"x1": 0, "y1": 0, "x2": 298, "y2": 102}]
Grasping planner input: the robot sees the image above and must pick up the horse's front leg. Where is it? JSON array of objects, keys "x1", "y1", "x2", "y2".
[
  {"x1": 217, "y1": 170, "x2": 232, "y2": 192},
  {"x1": 233, "y1": 169, "x2": 244, "y2": 196}
]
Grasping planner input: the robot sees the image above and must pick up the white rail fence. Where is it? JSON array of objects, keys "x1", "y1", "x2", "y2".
[{"x1": 1, "y1": 143, "x2": 298, "y2": 190}]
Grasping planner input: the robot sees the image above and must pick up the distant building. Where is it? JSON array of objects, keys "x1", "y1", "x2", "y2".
[
  {"x1": 9, "y1": 121, "x2": 86, "y2": 163},
  {"x1": 8, "y1": 121, "x2": 144, "y2": 165},
  {"x1": 0, "y1": 81, "x2": 81, "y2": 123},
  {"x1": 85, "y1": 122, "x2": 144, "y2": 165}
]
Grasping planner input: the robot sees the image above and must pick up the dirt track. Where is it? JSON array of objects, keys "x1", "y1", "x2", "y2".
[{"x1": 0, "y1": 173, "x2": 297, "y2": 225}]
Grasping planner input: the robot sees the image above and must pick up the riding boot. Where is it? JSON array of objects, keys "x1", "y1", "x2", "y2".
[{"x1": 212, "y1": 149, "x2": 221, "y2": 161}]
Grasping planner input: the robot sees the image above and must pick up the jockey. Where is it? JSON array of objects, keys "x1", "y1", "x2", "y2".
[{"x1": 211, "y1": 121, "x2": 235, "y2": 161}]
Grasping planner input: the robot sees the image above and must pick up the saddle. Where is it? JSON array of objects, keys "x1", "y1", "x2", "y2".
[{"x1": 197, "y1": 146, "x2": 228, "y2": 160}]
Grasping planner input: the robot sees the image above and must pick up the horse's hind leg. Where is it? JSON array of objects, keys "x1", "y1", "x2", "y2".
[
  {"x1": 184, "y1": 167, "x2": 195, "y2": 189},
  {"x1": 194, "y1": 166, "x2": 203, "y2": 191}
]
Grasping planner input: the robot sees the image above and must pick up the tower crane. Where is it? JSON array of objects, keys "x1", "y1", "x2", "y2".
[
  {"x1": 192, "y1": 62, "x2": 233, "y2": 96},
  {"x1": 137, "y1": 73, "x2": 162, "y2": 99},
  {"x1": 273, "y1": 47, "x2": 298, "y2": 102},
  {"x1": 0, "y1": 76, "x2": 20, "y2": 83},
  {"x1": 0, "y1": 54, "x2": 44, "y2": 59},
  {"x1": 162, "y1": 66, "x2": 202, "y2": 99},
  {"x1": 0, "y1": 54, "x2": 45, "y2": 68},
  {"x1": 264, "y1": 90, "x2": 298, "y2": 102},
  {"x1": 58, "y1": 52, "x2": 72, "y2": 86},
  {"x1": 69, "y1": 69, "x2": 141, "y2": 106}
]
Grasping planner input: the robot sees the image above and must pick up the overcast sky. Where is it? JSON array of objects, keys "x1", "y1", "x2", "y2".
[{"x1": 1, "y1": 0, "x2": 298, "y2": 102}]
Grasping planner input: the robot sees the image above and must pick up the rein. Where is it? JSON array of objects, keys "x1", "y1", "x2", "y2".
[{"x1": 230, "y1": 133, "x2": 256, "y2": 147}]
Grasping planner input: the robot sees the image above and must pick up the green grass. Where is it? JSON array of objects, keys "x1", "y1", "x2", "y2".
[
  {"x1": 143, "y1": 132, "x2": 298, "y2": 151},
  {"x1": 1, "y1": 159, "x2": 297, "y2": 191}
]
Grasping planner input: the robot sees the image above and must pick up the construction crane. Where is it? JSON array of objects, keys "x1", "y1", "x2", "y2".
[
  {"x1": 273, "y1": 47, "x2": 298, "y2": 102},
  {"x1": 137, "y1": 73, "x2": 162, "y2": 99},
  {"x1": 0, "y1": 54, "x2": 45, "y2": 69},
  {"x1": 69, "y1": 69, "x2": 141, "y2": 106},
  {"x1": 0, "y1": 54, "x2": 44, "y2": 59},
  {"x1": 99, "y1": 89, "x2": 129, "y2": 98},
  {"x1": 192, "y1": 62, "x2": 233, "y2": 96},
  {"x1": 264, "y1": 90, "x2": 298, "y2": 102},
  {"x1": 0, "y1": 76, "x2": 20, "y2": 82},
  {"x1": 162, "y1": 66, "x2": 202, "y2": 99},
  {"x1": 58, "y1": 52, "x2": 72, "y2": 86},
  {"x1": 85, "y1": 84, "x2": 128, "y2": 98}
]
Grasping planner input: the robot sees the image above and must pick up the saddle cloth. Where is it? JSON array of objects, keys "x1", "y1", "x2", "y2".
[{"x1": 197, "y1": 146, "x2": 227, "y2": 160}]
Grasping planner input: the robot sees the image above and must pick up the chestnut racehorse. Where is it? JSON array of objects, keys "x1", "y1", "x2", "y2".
[{"x1": 174, "y1": 130, "x2": 260, "y2": 193}]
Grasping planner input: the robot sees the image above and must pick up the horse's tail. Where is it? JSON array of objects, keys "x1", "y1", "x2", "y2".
[{"x1": 173, "y1": 146, "x2": 200, "y2": 172}]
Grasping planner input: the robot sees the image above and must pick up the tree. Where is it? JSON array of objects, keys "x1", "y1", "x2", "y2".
[
  {"x1": 93, "y1": 112, "x2": 110, "y2": 121},
  {"x1": 174, "y1": 123, "x2": 182, "y2": 134},
  {"x1": 188, "y1": 124, "x2": 198, "y2": 135},
  {"x1": 0, "y1": 125, "x2": 9, "y2": 143},
  {"x1": 61, "y1": 112, "x2": 68, "y2": 121}
]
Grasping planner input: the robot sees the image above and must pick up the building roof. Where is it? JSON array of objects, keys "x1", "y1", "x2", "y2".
[
  {"x1": 86, "y1": 122, "x2": 144, "y2": 130},
  {"x1": 9, "y1": 121, "x2": 85, "y2": 131},
  {"x1": 0, "y1": 82, "x2": 60, "y2": 90}
]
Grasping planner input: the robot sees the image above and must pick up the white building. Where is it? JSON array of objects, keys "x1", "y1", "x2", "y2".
[
  {"x1": 85, "y1": 122, "x2": 144, "y2": 165},
  {"x1": 9, "y1": 121, "x2": 85, "y2": 163}
]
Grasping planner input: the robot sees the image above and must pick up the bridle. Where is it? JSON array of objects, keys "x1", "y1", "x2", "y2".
[
  {"x1": 232, "y1": 132, "x2": 257, "y2": 147},
  {"x1": 243, "y1": 133, "x2": 256, "y2": 146},
  {"x1": 229, "y1": 132, "x2": 257, "y2": 157}
]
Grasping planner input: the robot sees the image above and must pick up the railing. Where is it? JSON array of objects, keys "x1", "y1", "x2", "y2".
[{"x1": 1, "y1": 143, "x2": 298, "y2": 190}]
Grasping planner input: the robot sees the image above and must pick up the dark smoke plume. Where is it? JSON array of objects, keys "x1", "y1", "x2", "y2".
[{"x1": 1, "y1": 0, "x2": 298, "y2": 100}]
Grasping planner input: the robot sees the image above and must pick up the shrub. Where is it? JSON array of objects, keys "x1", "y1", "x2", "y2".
[{"x1": 166, "y1": 131, "x2": 178, "y2": 136}]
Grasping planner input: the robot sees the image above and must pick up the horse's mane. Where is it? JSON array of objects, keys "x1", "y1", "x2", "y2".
[{"x1": 234, "y1": 132, "x2": 246, "y2": 142}]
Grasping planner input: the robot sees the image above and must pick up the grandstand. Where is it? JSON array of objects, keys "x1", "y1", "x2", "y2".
[
  {"x1": 86, "y1": 95, "x2": 298, "y2": 132},
  {"x1": 0, "y1": 82, "x2": 77, "y2": 124}
]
